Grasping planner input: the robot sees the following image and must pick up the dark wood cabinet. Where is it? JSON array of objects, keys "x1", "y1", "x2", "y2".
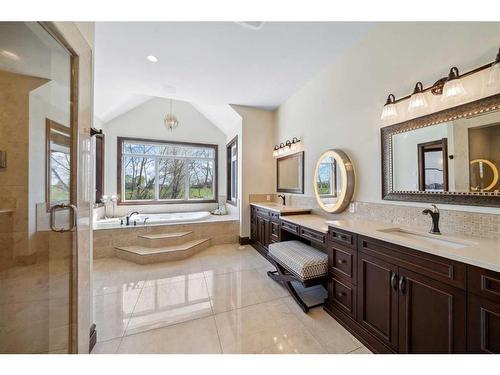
[
  {"x1": 357, "y1": 251, "x2": 399, "y2": 351},
  {"x1": 468, "y1": 293, "x2": 500, "y2": 353},
  {"x1": 397, "y1": 267, "x2": 466, "y2": 353}
]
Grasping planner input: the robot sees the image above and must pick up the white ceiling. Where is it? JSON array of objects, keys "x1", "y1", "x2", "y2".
[{"x1": 94, "y1": 22, "x2": 375, "y2": 123}]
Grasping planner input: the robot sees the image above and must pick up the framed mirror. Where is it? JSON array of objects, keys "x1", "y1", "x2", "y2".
[
  {"x1": 277, "y1": 151, "x2": 304, "y2": 194},
  {"x1": 313, "y1": 149, "x2": 355, "y2": 213},
  {"x1": 381, "y1": 93, "x2": 500, "y2": 207}
]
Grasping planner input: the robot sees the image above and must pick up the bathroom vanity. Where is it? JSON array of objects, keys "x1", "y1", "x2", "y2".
[{"x1": 251, "y1": 206, "x2": 500, "y2": 353}]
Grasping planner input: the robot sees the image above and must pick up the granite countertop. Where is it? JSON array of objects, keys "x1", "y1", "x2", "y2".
[
  {"x1": 326, "y1": 219, "x2": 500, "y2": 273},
  {"x1": 250, "y1": 202, "x2": 312, "y2": 214},
  {"x1": 279, "y1": 214, "x2": 329, "y2": 234}
]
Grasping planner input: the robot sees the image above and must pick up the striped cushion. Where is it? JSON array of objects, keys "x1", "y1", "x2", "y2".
[{"x1": 268, "y1": 241, "x2": 328, "y2": 281}]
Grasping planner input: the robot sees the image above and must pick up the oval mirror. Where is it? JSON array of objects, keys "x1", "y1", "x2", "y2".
[{"x1": 313, "y1": 149, "x2": 355, "y2": 213}]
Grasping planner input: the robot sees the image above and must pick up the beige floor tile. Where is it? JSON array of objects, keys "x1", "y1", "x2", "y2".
[
  {"x1": 348, "y1": 346, "x2": 372, "y2": 354},
  {"x1": 91, "y1": 338, "x2": 121, "y2": 354},
  {"x1": 93, "y1": 258, "x2": 150, "y2": 296},
  {"x1": 206, "y1": 268, "x2": 288, "y2": 314},
  {"x1": 282, "y1": 296, "x2": 362, "y2": 353},
  {"x1": 125, "y1": 278, "x2": 212, "y2": 335},
  {"x1": 143, "y1": 257, "x2": 205, "y2": 287},
  {"x1": 94, "y1": 288, "x2": 141, "y2": 342},
  {"x1": 118, "y1": 316, "x2": 222, "y2": 354},
  {"x1": 214, "y1": 298, "x2": 325, "y2": 354}
]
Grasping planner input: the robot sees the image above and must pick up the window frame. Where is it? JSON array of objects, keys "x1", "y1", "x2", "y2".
[
  {"x1": 95, "y1": 133, "x2": 105, "y2": 205},
  {"x1": 226, "y1": 135, "x2": 238, "y2": 206},
  {"x1": 117, "y1": 137, "x2": 218, "y2": 205},
  {"x1": 417, "y1": 138, "x2": 449, "y2": 192}
]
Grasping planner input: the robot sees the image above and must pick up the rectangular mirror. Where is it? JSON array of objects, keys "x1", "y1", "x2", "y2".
[
  {"x1": 277, "y1": 151, "x2": 304, "y2": 194},
  {"x1": 382, "y1": 94, "x2": 500, "y2": 207}
]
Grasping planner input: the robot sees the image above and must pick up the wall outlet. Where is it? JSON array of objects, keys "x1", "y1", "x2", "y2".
[{"x1": 266, "y1": 195, "x2": 271, "y2": 201}]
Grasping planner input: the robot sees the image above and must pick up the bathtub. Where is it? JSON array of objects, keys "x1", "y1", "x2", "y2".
[{"x1": 94, "y1": 211, "x2": 211, "y2": 229}]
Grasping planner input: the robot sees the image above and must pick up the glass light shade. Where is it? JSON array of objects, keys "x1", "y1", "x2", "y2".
[
  {"x1": 442, "y1": 79, "x2": 466, "y2": 100},
  {"x1": 408, "y1": 92, "x2": 428, "y2": 111},
  {"x1": 487, "y1": 61, "x2": 500, "y2": 87},
  {"x1": 380, "y1": 103, "x2": 397, "y2": 120},
  {"x1": 278, "y1": 147, "x2": 284, "y2": 155},
  {"x1": 164, "y1": 113, "x2": 179, "y2": 130},
  {"x1": 290, "y1": 143, "x2": 297, "y2": 151},
  {"x1": 272, "y1": 149, "x2": 279, "y2": 157}
]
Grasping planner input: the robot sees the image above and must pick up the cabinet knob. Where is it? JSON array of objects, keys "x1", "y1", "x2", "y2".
[
  {"x1": 337, "y1": 291, "x2": 346, "y2": 298},
  {"x1": 337, "y1": 259, "x2": 346, "y2": 265}
]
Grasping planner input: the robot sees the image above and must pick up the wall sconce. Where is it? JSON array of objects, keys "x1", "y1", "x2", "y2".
[
  {"x1": 273, "y1": 138, "x2": 301, "y2": 157},
  {"x1": 380, "y1": 94, "x2": 398, "y2": 121},
  {"x1": 408, "y1": 82, "x2": 428, "y2": 111},
  {"x1": 382, "y1": 46, "x2": 499, "y2": 121},
  {"x1": 488, "y1": 48, "x2": 500, "y2": 87}
]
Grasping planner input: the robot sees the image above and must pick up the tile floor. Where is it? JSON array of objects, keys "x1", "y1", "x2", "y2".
[{"x1": 91, "y1": 243, "x2": 371, "y2": 354}]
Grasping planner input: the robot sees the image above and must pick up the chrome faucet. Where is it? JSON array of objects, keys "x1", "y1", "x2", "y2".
[
  {"x1": 422, "y1": 204, "x2": 440, "y2": 234},
  {"x1": 125, "y1": 211, "x2": 140, "y2": 226},
  {"x1": 278, "y1": 194, "x2": 286, "y2": 206}
]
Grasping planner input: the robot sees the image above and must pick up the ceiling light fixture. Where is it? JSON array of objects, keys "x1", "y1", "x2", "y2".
[
  {"x1": 487, "y1": 48, "x2": 500, "y2": 87},
  {"x1": 146, "y1": 55, "x2": 158, "y2": 63},
  {"x1": 408, "y1": 82, "x2": 428, "y2": 111},
  {"x1": 164, "y1": 99, "x2": 179, "y2": 131},
  {"x1": 441, "y1": 67, "x2": 466, "y2": 100},
  {"x1": 381, "y1": 94, "x2": 398, "y2": 121}
]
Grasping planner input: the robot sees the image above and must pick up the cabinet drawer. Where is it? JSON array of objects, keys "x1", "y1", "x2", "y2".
[
  {"x1": 281, "y1": 220, "x2": 299, "y2": 235},
  {"x1": 328, "y1": 245, "x2": 357, "y2": 284},
  {"x1": 300, "y1": 227, "x2": 326, "y2": 245},
  {"x1": 256, "y1": 208, "x2": 270, "y2": 218},
  {"x1": 468, "y1": 266, "x2": 500, "y2": 303},
  {"x1": 270, "y1": 211, "x2": 280, "y2": 222},
  {"x1": 328, "y1": 228, "x2": 356, "y2": 249},
  {"x1": 328, "y1": 277, "x2": 356, "y2": 318}
]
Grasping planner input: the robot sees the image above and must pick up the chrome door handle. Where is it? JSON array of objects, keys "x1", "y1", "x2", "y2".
[{"x1": 50, "y1": 204, "x2": 77, "y2": 232}]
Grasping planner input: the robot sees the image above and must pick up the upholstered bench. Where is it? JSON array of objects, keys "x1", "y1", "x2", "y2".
[{"x1": 267, "y1": 240, "x2": 328, "y2": 312}]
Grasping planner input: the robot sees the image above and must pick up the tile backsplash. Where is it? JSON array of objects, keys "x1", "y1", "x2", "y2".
[{"x1": 275, "y1": 194, "x2": 500, "y2": 239}]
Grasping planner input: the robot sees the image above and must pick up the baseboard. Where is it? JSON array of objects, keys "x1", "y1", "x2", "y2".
[
  {"x1": 239, "y1": 236, "x2": 250, "y2": 245},
  {"x1": 89, "y1": 323, "x2": 97, "y2": 353}
]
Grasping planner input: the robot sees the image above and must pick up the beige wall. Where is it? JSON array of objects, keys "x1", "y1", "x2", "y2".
[
  {"x1": 275, "y1": 22, "x2": 500, "y2": 215},
  {"x1": 232, "y1": 105, "x2": 276, "y2": 237}
]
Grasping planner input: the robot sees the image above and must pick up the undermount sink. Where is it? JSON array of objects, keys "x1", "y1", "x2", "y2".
[{"x1": 377, "y1": 227, "x2": 476, "y2": 249}]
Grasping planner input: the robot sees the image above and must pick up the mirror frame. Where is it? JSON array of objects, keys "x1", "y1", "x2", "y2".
[
  {"x1": 381, "y1": 93, "x2": 500, "y2": 207},
  {"x1": 313, "y1": 149, "x2": 355, "y2": 213},
  {"x1": 276, "y1": 151, "x2": 304, "y2": 194}
]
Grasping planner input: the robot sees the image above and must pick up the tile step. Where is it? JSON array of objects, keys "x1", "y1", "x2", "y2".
[
  {"x1": 137, "y1": 231, "x2": 193, "y2": 240},
  {"x1": 115, "y1": 238, "x2": 210, "y2": 256}
]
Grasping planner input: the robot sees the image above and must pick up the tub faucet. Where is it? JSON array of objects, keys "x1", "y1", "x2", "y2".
[
  {"x1": 422, "y1": 204, "x2": 440, "y2": 235},
  {"x1": 125, "y1": 211, "x2": 139, "y2": 226},
  {"x1": 278, "y1": 194, "x2": 286, "y2": 206}
]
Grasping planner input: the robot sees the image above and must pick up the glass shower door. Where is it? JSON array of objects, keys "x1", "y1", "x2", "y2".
[{"x1": 0, "y1": 22, "x2": 76, "y2": 353}]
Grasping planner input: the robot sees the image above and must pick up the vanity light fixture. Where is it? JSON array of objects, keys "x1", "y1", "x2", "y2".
[
  {"x1": 381, "y1": 94, "x2": 398, "y2": 121},
  {"x1": 488, "y1": 48, "x2": 500, "y2": 87},
  {"x1": 272, "y1": 138, "x2": 302, "y2": 157},
  {"x1": 408, "y1": 82, "x2": 428, "y2": 111},
  {"x1": 441, "y1": 67, "x2": 466, "y2": 100}
]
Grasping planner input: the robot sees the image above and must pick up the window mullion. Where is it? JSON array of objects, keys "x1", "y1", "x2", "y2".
[
  {"x1": 155, "y1": 156, "x2": 159, "y2": 200},
  {"x1": 184, "y1": 158, "x2": 190, "y2": 200}
]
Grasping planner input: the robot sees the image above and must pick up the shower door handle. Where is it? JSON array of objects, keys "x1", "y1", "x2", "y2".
[{"x1": 50, "y1": 203, "x2": 78, "y2": 232}]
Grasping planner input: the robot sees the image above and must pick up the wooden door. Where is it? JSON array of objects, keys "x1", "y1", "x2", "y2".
[
  {"x1": 468, "y1": 293, "x2": 500, "y2": 353},
  {"x1": 398, "y1": 267, "x2": 466, "y2": 353},
  {"x1": 357, "y1": 252, "x2": 399, "y2": 351}
]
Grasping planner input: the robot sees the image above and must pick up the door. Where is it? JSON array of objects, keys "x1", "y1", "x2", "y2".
[
  {"x1": 0, "y1": 22, "x2": 88, "y2": 354},
  {"x1": 468, "y1": 294, "x2": 500, "y2": 353},
  {"x1": 357, "y1": 252, "x2": 399, "y2": 351},
  {"x1": 398, "y1": 267, "x2": 466, "y2": 353}
]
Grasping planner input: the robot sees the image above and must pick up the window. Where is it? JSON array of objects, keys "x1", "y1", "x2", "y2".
[
  {"x1": 118, "y1": 137, "x2": 217, "y2": 204},
  {"x1": 317, "y1": 156, "x2": 337, "y2": 197},
  {"x1": 95, "y1": 133, "x2": 105, "y2": 204},
  {"x1": 226, "y1": 136, "x2": 238, "y2": 205},
  {"x1": 418, "y1": 138, "x2": 449, "y2": 192},
  {"x1": 46, "y1": 118, "x2": 71, "y2": 207}
]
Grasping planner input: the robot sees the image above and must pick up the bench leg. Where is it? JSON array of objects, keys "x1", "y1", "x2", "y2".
[{"x1": 267, "y1": 261, "x2": 312, "y2": 313}]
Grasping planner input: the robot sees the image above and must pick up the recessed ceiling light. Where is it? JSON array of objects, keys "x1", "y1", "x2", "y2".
[{"x1": 146, "y1": 55, "x2": 158, "y2": 63}]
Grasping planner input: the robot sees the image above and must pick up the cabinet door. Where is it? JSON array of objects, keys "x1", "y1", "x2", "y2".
[
  {"x1": 398, "y1": 267, "x2": 466, "y2": 353},
  {"x1": 262, "y1": 217, "x2": 271, "y2": 248},
  {"x1": 468, "y1": 293, "x2": 500, "y2": 353},
  {"x1": 357, "y1": 252, "x2": 399, "y2": 351}
]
